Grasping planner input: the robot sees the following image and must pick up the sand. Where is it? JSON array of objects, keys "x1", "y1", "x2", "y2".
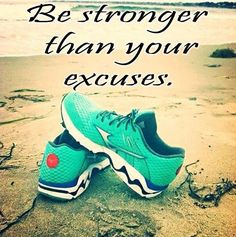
[{"x1": 0, "y1": 44, "x2": 236, "y2": 236}]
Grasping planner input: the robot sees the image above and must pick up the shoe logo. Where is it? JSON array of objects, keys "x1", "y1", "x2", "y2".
[{"x1": 96, "y1": 126, "x2": 144, "y2": 159}]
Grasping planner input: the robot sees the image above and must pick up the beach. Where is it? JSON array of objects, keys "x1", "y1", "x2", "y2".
[
  {"x1": 0, "y1": 44, "x2": 236, "y2": 236},
  {"x1": 0, "y1": 1, "x2": 236, "y2": 236}
]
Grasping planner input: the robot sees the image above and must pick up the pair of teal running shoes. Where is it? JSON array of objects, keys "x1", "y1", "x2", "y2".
[{"x1": 38, "y1": 92, "x2": 185, "y2": 200}]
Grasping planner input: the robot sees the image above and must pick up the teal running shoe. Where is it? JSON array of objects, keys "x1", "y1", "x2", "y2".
[
  {"x1": 61, "y1": 92, "x2": 185, "y2": 198},
  {"x1": 38, "y1": 130, "x2": 109, "y2": 200}
]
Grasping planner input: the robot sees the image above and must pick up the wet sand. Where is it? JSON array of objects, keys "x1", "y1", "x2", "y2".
[{"x1": 0, "y1": 44, "x2": 236, "y2": 236}]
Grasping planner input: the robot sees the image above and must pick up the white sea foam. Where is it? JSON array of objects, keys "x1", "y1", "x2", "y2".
[{"x1": 0, "y1": 1, "x2": 235, "y2": 56}]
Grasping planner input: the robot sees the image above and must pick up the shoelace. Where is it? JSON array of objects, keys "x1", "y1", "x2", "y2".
[{"x1": 96, "y1": 109, "x2": 139, "y2": 131}]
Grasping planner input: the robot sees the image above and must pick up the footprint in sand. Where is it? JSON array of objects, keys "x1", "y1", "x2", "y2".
[
  {"x1": 0, "y1": 89, "x2": 53, "y2": 126},
  {"x1": 92, "y1": 208, "x2": 157, "y2": 237}
]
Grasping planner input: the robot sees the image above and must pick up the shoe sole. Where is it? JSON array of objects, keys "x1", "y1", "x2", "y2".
[
  {"x1": 61, "y1": 104, "x2": 164, "y2": 198},
  {"x1": 38, "y1": 159, "x2": 109, "y2": 200}
]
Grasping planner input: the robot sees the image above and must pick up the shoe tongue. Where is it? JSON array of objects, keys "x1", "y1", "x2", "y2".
[{"x1": 134, "y1": 110, "x2": 157, "y2": 133}]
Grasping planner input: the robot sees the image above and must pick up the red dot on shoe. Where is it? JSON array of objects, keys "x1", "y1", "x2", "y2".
[{"x1": 46, "y1": 154, "x2": 59, "y2": 168}]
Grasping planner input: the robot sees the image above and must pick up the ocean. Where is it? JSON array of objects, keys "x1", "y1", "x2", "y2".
[{"x1": 0, "y1": 1, "x2": 236, "y2": 56}]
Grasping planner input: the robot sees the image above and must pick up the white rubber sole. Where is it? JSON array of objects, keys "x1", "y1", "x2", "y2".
[
  {"x1": 61, "y1": 104, "x2": 164, "y2": 198},
  {"x1": 38, "y1": 159, "x2": 109, "y2": 200}
]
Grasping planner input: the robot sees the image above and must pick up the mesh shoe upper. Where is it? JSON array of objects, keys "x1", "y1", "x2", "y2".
[
  {"x1": 39, "y1": 130, "x2": 103, "y2": 185},
  {"x1": 62, "y1": 92, "x2": 185, "y2": 187}
]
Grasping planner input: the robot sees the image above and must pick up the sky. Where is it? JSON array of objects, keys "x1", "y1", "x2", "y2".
[
  {"x1": 1, "y1": 0, "x2": 236, "y2": 4},
  {"x1": 155, "y1": 0, "x2": 235, "y2": 1},
  {"x1": 47, "y1": 0, "x2": 236, "y2": 2},
  {"x1": 78, "y1": 0, "x2": 236, "y2": 2}
]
